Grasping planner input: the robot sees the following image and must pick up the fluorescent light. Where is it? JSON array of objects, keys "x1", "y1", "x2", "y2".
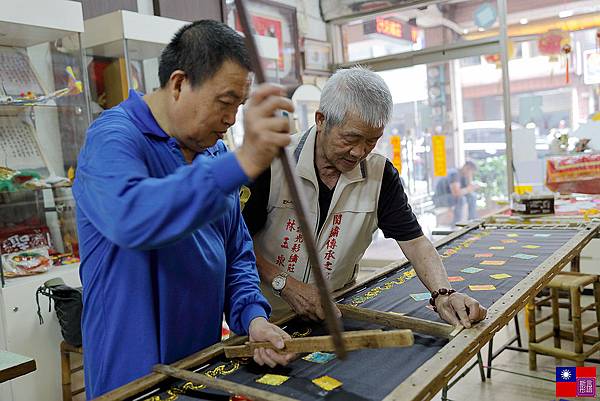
[
  {"x1": 478, "y1": 27, "x2": 485, "y2": 32},
  {"x1": 519, "y1": 18, "x2": 528, "y2": 25},
  {"x1": 463, "y1": 28, "x2": 469, "y2": 34},
  {"x1": 559, "y1": 10, "x2": 574, "y2": 18}
]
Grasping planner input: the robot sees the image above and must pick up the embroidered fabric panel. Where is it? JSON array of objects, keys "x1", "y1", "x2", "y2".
[
  {"x1": 143, "y1": 228, "x2": 579, "y2": 401},
  {"x1": 341, "y1": 228, "x2": 578, "y2": 322},
  {"x1": 144, "y1": 319, "x2": 446, "y2": 401}
]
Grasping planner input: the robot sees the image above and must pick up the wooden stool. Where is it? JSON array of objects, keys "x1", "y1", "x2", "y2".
[
  {"x1": 528, "y1": 272, "x2": 600, "y2": 369},
  {"x1": 60, "y1": 341, "x2": 84, "y2": 401}
]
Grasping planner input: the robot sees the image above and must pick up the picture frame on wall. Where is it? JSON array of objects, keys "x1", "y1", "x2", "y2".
[
  {"x1": 223, "y1": 0, "x2": 301, "y2": 90},
  {"x1": 302, "y1": 38, "x2": 332, "y2": 75}
]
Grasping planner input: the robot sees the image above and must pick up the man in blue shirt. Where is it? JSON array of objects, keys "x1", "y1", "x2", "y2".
[{"x1": 74, "y1": 20, "x2": 294, "y2": 398}]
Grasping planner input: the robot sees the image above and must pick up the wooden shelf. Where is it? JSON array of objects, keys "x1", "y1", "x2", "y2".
[{"x1": 0, "y1": 350, "x2": 36, "y2": 383}]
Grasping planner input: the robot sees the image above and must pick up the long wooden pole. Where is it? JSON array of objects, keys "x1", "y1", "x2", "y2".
[
  {"x1": 233, "y1": 0, "x2": 346, "y2": 358},
  {"x1": 338, "y1": 304, "x2": 458, "y2": 339},
  {"x1": 153, "y1": 364, "x2": 298, "y2": 401},
  {"x1": 224, "y1": 329, "x2": 414, "y2": 358}
]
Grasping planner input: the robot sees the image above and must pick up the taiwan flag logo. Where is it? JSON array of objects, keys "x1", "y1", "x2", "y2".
[{"x1": 556, "y1": 366, "x2": 596, "y2": 397}]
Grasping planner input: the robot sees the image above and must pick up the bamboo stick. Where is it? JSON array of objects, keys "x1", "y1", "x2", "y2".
[
  {"x1": 337, "y1": 304, "x2": 457, "y2": 339},
  {"x1": 233, "y1": 0, "x2": 345, "y2": 359},
  {"x1": 224, "y1": 329, "x2": 413, "y2": 358}
]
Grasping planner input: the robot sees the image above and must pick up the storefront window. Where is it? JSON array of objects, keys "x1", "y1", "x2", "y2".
[
  {"x1": 340, "y1": 0, "x2": 499, "y2": 63},
  {"x1": 374, "y1": 53, "x2": 508, "y2": 235},
  {"x1": 502, "y1": 2, "x2": 600, "y2": 193}
]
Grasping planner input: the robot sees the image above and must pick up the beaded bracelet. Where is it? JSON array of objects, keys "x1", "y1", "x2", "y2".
[{"x1": 429, "y1": 288, "x2": 456, "y2": 312}]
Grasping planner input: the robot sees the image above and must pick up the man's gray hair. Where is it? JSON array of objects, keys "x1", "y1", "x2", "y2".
[{"x1": 319, "y1": 66, "x2": 393, "y2": 129}]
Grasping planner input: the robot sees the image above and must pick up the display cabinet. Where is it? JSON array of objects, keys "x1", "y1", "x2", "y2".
[
  {"x1": 83, "y1": 10, "x2": 187, "y2": 118},
  {"x1": 0, "y1": 0, "x2": 89, "y2": 283},
  {"x1": 0, "y1": 1, "x2": 88, "y2": 400}
]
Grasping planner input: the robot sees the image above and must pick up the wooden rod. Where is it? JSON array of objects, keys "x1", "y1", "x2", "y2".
[
  {"x1": 338, "y1": 304, "x2": 456, "y2": 339},
  {"x1": 233, "y1": 0, "x2": 345, "y2": 358},
  {"x1": 153, "y1": 364, "x2": 298, "y2": 401},
  {"x1": 224, "y1": 329, "x2": 414, "y2": 358}
]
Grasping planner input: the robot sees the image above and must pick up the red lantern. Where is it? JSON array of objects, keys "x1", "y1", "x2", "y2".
[
  {"x1": 485, "y1": 54, "x2": 501, "y2": 65},
  {"x1": 484, "y1": 41, "x2": 514, "y2": 68}
]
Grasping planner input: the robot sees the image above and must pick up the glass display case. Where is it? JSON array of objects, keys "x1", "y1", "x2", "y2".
[
  {"x1": 82, "y1": 10, "x2": 187, "y2": 119},
  {"x1": 0, "y1": 0, "x2": 90, "y2": 284}
]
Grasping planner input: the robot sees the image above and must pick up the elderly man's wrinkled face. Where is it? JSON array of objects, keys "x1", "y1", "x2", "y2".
[
  {"x1": 315, "y1": 111, "x2": 384, "y2": 173},
  {"x1": 167, "y1": 60, "x2": 250, "y2": 152}
]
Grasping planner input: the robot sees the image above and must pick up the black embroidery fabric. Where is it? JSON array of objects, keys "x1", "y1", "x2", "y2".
[{"x1": 143, "y1": 228, "x2": 579, "y2": 401}]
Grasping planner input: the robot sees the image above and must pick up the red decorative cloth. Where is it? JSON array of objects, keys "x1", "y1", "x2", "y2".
[{"x1": 546, "y1": 154, "x2": 600, "y2": 194}]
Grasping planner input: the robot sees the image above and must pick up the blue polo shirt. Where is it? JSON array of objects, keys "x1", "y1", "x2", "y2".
[{"x1": 73, "y1": 90, "x2": 270, "y2": 398}]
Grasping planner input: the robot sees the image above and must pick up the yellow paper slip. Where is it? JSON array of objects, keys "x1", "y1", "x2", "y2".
[
  {"x1": 312, "y1": 376, "x2": 343, "y2": 391},
  {"x1": 480, "y1": 260, "x2": 506, "y2": 266},
  {"x1": 490, "y1": 273, "x2": 512, "y2": 279},
  {"x1": 469, "y1": 284, "x2": 497, "y2": 291},
  {"x1": 256, "y1": 374, "x2": 290, "y2": 386}
]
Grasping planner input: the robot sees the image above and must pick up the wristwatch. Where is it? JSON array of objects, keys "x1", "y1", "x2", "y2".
[{"x1": 271, "y1": 272, "x2": 289, "y2": 296}]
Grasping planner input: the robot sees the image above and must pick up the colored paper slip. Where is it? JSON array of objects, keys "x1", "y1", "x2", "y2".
[
  {"x1": 461, "y1": 267, "x2": 484, "y2": 274},
  {"x1": 475, "y1": 253, "x2": 493, "y2": 258},
  {"x1": 303, "y1": 352, "x2": 336, "y2": 364},
  {"x1": 501, "y1": 239, "x2": 517, "y2": 244},
  {"x1": 410, "y1": 292, "x2": 431, "y2": 301},
  {"x1": 490, "y1": 273, "x2": 512, "y2": 280},
  {"x1": 506, "y1": 233, "x2": 519, "y2": 237},
  {"x1": 312, "y1": 376, "x2": 343, "y2": 391},
  {"x1": 448, "y1": 276, "x2": 465, "y2": 282},
  {"x1": 489, "y1": 246, "x2": 504, "y2": 250},
  {"x1": 534, "y1": 233, "x2": 551, "y2": 238},
  {"x1": 256, "y1": 374, "x2": 290, "y2": 386},
  {"x1": 480, "y1": 260, "x2": 506, "y2": 266},
  {"x1": 523, "y1": 245, "x2": 540, "y2": 249},
  {"x1": 512, "y1": 253, "x2": 538, "y2": 260},
  {"x1": 469, "y1": 284, "x2": 496, "y2": 291}
]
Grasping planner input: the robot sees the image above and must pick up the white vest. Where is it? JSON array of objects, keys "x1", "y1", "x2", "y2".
[{"x1": 253, "y1": 126, "x2": 386, "y2": 317}]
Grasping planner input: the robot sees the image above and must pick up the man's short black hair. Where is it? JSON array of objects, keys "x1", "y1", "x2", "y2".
[
  {"x1": 464, "y1": 160, "x2": 477, "y2": 170},
  {"x1": 158, "y1": 20, "x2": 251, "y2": 88}
]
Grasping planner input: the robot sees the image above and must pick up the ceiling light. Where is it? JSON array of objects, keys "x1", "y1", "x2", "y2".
[
  {"x1": 559, "y1": 10, "x2": 574, "y2": 18},
  {"x1": 463, "y1": 28, "x2": 469, "y2": 34},
  {"x1": 519, "y1": 18, "x2": 528, "y2": 25},
  {"x1": 478, "y1": 27, "x2": 485, "y2": 32}
]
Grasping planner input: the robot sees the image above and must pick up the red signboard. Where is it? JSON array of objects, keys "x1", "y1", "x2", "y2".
[{"x1": 363, "y1": 17, "x2": 418, "y2": 42}]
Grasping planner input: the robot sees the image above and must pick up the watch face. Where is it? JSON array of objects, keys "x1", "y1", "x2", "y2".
[{"x1": 273, "y1": 276, "x2": 286, "y2": 291}]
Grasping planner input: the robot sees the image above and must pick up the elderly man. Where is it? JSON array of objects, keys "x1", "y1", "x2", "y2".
[
  {"x1": 243, "y1": 66, "x2": 487, "y2": 327},
  {"x1": 74, "y1": 20, "x2": 294, "y2": 398}
]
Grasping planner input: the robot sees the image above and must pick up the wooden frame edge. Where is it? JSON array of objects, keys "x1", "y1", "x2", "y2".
[{"x1": 382, "y1": 222, "x2": 600, "y2": 401}]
